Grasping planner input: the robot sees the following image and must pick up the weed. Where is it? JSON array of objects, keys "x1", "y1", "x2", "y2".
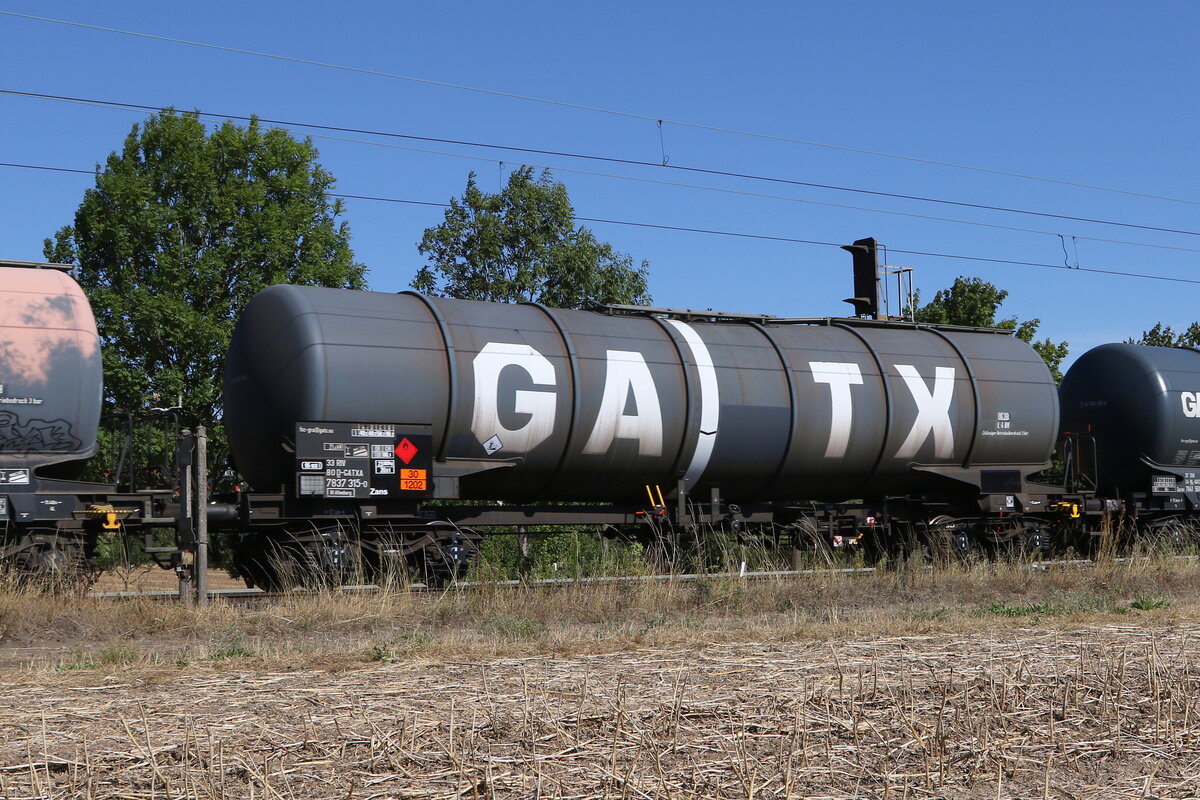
[
  {"x1": 9, "y1": 543, "x2": 1200, "y2": 673},
  {"x1": 985, "y1": 602, "x2": 1064, "y2": 617},
  {"x1": 55, "y1": 644, "x2": 140, "y2": 670},
  {"x1": 368, "y1": 631, "x2": 435, "y2": 662},
  {"x1": 482, "y1": 613, "x2": 547, "y2": 640},
  {"x1": 207, "y1": 632, "x2": 256, "y2": 660},
  {"x1": 97, "y1": 644, "x2": 139, "y2": 665},
  {"x1": 694, "y1": 577, "x2": 747, "y2": 610},
  {"x1": 56, "y1": 650, "x2": 99, "y2": 671},
  {"x1": 642, "y1": 613, "x2": 668, "y2": 630},
  {"x1": 207, "y1": 645, "x2": 256, "y2": 660},
  {"x1": 909, "y1": 607, "x2": 953, "y2": 622}
]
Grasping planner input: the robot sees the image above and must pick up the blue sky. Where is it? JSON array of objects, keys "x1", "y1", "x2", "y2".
[{"x1": 2, "y1": 2, "x2": 1197, "y2": 365}]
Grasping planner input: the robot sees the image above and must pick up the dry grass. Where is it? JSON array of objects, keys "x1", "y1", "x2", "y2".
[
  {"x1": 2, "y1": 554, "x2": 1200, "y2": 668},
  {"x1": 2, "y1": 555, "x2": 1200, "y2": 796},
  {"x1": 3, "y1": 625, "x2": 1200, "y2": 797}
]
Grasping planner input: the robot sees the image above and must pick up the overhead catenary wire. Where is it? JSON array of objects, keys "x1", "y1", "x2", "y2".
[
  {"x1": 212, "y1": 116, "x2": 1200, "y2": 256},
  {"x1": 7, "y1": 159, "x2": 1200, "y2": 287},
  {"x1": 14, "y1": 91, "x2": 1200, "y2": 255},
  {"x1": 3, "y1": 9, "x2": 1199, "y2": 209},
  {"x1": 5, "y1": 88, "x2": 1200, "y2": 244}
]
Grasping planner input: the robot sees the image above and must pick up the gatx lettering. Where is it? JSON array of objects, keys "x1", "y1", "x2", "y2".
[
  {"x1": 810, "y1": 361, "x2": 863, "y2": 458},
  {"x1": 1183, "y1": 392, "x2": 1200, "y2": 418},
  {"x1": 471, "y1": 344, "x2": 664, "y2": 457},
  {"x1": 581, "y1": 350, "x2": 663, "y2": 457},
  {"x1": 807, "y1": 362, "x2": 956, "y2": 460},
  {"x1": 471, "y1": 343, "x2": 958, "y2": 464},
  {"x1": 894, "y1": 365, "x2": 956, "y2": 459},
  {"x1": 470, "y1": 343, "x2": 557, "y2": 452}
]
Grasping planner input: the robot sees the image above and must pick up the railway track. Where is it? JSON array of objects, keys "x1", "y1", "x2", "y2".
[{"x1": 87, "y1": 556, "x2": 1160, "y2": 603}]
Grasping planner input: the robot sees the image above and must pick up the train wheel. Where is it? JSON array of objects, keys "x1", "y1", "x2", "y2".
[
  {"x1": 1139, "y1": 517, "x2": 1193, "y2": 554},
  {"x1": 413, "y1": 533, "x2": 479, "y2": 588},
  {"x1": 1016, "y1": 522, "x2": 1054, "y2": 556},
  {"x1": 922, "y1": 515, "x2": 977, "y2": 563},
  {"x1": 231, "y1": 532, "x2": 279, "y2": 590},
  {"x1": 5, "y1": 529, "x2": 98, "y2": 591},
  {"x1": 233, "y1": 526, "x2": 358, "y2": 592}
]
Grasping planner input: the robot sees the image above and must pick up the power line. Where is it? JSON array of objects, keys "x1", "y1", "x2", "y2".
[
  {"x1": 3, "y1": 9, "x2": 1198, "y2": 209},
  {"x1": 6, "y1": 159, "x2": 1198, "y2": 287},
  {"x1": 194, "y1": 120, "x2": 1200, "y2": 257},
  {"x1": 888, "y1": 247, "x2": 1200, "y2": 286},
  {"x1": 19, "y1": 91, "x2": 1200, "y2": 255},
  {"x1": 6, "y1": 89, "x2": 1200, "y2": 242},
  {"x1": 0, "y1": 161, "x2": 91, "y2": 175}
]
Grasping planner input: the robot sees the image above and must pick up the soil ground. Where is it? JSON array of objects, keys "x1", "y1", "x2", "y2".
[
  {"x1": 5, "y1": 557, "x2": 1200, "y2": 798},
  {"x1": 1, "y1": 618, "x2": 1198, "y2": 798},
  {"x1": 91, "y1": 564, "x2": 245, "y2": 593}
]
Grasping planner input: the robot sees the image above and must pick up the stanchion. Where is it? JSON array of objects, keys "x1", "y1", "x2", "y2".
[
  {"x1": 176, "y1": 428, "x2": 195, "y2": 607},
  {"x1": 196, "y1": 425, "x2": 209, "y2": 606}
]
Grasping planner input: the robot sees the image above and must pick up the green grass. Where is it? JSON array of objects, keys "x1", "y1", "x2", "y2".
[
  {"x1": 1131, "y1": 594, "x2": 1170, "y2": 610},
  {"x1": 985, "y1": 601, "x2": 1064, "y2": 618},
  {"x1": 207, "y1": 645, "x2": 256, "y2": 660}
]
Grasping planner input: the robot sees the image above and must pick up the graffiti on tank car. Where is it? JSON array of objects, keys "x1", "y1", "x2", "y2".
[{"x1": 0, "y1": 411, "x2": 81, "y2": 453}]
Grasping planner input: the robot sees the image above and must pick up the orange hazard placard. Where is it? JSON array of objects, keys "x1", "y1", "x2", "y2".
[
  {"x1": 400, "y1": 469, "x2": 427, "y2": 480},
  {"x1": 402, "y1": 479, "x2": 428, "y2": 491}
]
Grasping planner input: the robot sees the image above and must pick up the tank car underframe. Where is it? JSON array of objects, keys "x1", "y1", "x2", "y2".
[
  {"x1": 225, "y1": 465, "x2": 1106, "y2": 580},
  {"x1": 0, "y1": 476, "x2": 183, "y2": 581},
  {"x1": 227, "y1": 491, "x2": 488, "y2": 589},
  {"x1": 0, "y1": 522, "x2": 100, "y2": 580}
]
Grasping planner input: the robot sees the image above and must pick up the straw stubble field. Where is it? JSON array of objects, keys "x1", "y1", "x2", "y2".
[{"x1": 3, "y1": 559, "x2": 1200, "y2": 798}]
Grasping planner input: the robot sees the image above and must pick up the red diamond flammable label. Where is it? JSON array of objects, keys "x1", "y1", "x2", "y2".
[{"x1": 395, "y1": 438, "x2": 419, "y2": 465}]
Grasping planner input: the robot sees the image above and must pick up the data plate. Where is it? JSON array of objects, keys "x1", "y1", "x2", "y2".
[
  {"x1": 294, "y1": 422, "x2": 433, "y2": 500},
  {"x1": 0, "y1": 469, "x2": 30, "y2": 485},
  {"x1": 1153, "y1": 475, "x2": 1179, "y2": 494}
]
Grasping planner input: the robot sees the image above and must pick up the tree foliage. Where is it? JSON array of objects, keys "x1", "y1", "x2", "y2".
[
  {"x1": 44, "y1": 110, "x2": 367, "y2": 471},
  {"x1": 413, "y1": 167, "x2": 651, "y2": 307},
  {"x1": 1129, "y1": 322, "x2": 1200, "y2": 347},
  {"x1": 912, "y1": 276, "x2": 1070, "y2": 382}
]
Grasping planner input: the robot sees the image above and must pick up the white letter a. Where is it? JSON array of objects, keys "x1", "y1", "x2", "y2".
[{"x1": 582, "y1": 350, "x2": 663, "y2": 456}]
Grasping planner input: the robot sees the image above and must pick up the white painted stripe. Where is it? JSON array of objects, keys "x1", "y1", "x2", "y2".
[{"x1": 666, "y1": 319, "x2": 719, "y2": 487}]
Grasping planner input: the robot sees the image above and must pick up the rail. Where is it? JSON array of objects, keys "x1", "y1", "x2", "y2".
[{"x1": 87, "y1": 556, "x2": 1177, "y2": 603}]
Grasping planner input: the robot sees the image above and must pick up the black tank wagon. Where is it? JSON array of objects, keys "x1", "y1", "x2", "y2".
[
  {"x1": 219, "y1": 250, "x2": 1074, "y2": 584},
  {"x1": 1060, "y1": 343, "x2": 1200, "y2": 520},
  {"x1": 226, "y1": 287, "x2": 1060, "y2": 504}
]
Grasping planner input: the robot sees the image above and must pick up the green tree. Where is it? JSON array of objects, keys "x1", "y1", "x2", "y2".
[
  {"x1": 44, "y1": 110, "x2": 366, "y2": 472},
  {"x1": 912, "y1": 276, "x2": 1070, "y2": 382},
  {"x1": 1129, "y1": 322, "x2": 1200, "y2": 347},
  {"x1": 413, "y1": 167, "x2": 651, "y2": 307}
]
